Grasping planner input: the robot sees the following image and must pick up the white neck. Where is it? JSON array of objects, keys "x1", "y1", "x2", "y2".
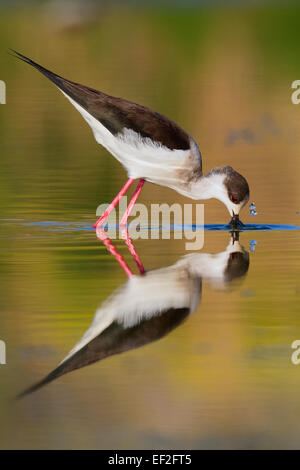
[
  {"x1": 188, "y1": 172, "x2": 226, "y2": 201},
  {"x1": 188, "y1": 172, "x2": 241, "y2": 216}
]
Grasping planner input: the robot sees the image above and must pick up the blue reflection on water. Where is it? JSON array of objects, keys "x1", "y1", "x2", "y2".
[{"x1": 21, "y1": 221, "x2": 300, "y2": 232}]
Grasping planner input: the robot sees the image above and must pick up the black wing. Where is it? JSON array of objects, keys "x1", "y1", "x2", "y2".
[{"x1": 11, "y1": 50, "x2": 191, "y2": 150}]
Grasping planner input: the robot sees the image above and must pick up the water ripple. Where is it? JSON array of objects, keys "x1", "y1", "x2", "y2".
[{"x1": 19, "y1": 221, "x2": 300, "y2": 232}]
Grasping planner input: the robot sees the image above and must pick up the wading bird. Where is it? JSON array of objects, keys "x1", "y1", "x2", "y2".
[{"x1": 11, "y1": 50, "x2": 249, "y2": 228}]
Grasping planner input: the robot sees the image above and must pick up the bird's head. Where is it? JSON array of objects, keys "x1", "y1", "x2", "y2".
[{"x1": 204, "y1": 166, "x2": 249, "y2": 224}]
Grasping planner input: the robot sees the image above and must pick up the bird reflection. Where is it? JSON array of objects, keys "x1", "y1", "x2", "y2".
[{"x1": 18, "y1": 231, "x2": 249, "y2": 398}]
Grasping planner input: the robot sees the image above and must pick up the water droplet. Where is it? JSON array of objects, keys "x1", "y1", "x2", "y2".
[{"x1": 249, "y1": 202, "x2": 257, "y2": 216}]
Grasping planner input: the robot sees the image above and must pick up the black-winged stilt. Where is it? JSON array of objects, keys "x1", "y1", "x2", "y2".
[{"x1": 11, "y1": 50, "x2": 250, "y2": 228}]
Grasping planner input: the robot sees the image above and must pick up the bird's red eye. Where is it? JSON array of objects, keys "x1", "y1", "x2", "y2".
[{"x1": 231, "y1": 195, "x2": 238, "y2": 203}]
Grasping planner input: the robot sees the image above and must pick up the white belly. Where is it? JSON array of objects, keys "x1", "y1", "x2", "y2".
[{"x1": 61, "y1": 90, "x2": 191, "y2": 190}]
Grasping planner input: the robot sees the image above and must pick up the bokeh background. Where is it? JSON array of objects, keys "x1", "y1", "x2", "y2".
[{"x1": 0, "y1": 0, "x2": 300, "y2": 449}]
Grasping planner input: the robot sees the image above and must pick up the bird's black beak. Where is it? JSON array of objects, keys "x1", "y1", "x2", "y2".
[
  {"x1": 227, "y1": 213, "x2": 244, "y2": 230},
  {"x1": 231, "y1": 213, "x2": 240, "y2": 228},
  {"x1": 231, "y1": 230, "x2": 240, "y2": 243}
]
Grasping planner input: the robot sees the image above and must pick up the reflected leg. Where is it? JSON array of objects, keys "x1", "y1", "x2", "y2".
[
  {"x1": 96, "y1": 226, "x2": 133, "y2": 278},
  {"x1": 121, "y1": 227, "x2": 145, "y2": 275}
]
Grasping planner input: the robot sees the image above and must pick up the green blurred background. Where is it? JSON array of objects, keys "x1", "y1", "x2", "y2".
[{"x1": 0, "y1": 0, "x2": 300, "y2": 449}]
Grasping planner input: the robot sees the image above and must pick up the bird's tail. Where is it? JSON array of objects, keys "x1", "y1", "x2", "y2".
[
  {"x1": 9, "y1": 49, "x2": 101, "y2": 114},
  {"x1": 15, "y1": 359, "x2": 70, "y2": 400},
  {"x1": 9, "y1": 49, "x2": 71, "y2": 90}
]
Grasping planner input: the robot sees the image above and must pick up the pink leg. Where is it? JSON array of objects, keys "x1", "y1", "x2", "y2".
[
  {"x1": 119, "y1": 178, "x2": 145, "y2": 274},
  {"x1": 120, "y1": 178, "x2": 145, "y2": 226},
  {"x1": 121, "y1": 227, "x2": 145, "y2": 275},
  {"x1": 93, "y1": 178, "x2": 135, "y2": 229},
  {"x1": 96, "y1": 227, "x2": 133, "y2": 277}
]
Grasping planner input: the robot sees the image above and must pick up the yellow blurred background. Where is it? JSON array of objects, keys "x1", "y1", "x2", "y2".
[{"x1": 0, "y1": 0, "x2": 299, "y2": 449}]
